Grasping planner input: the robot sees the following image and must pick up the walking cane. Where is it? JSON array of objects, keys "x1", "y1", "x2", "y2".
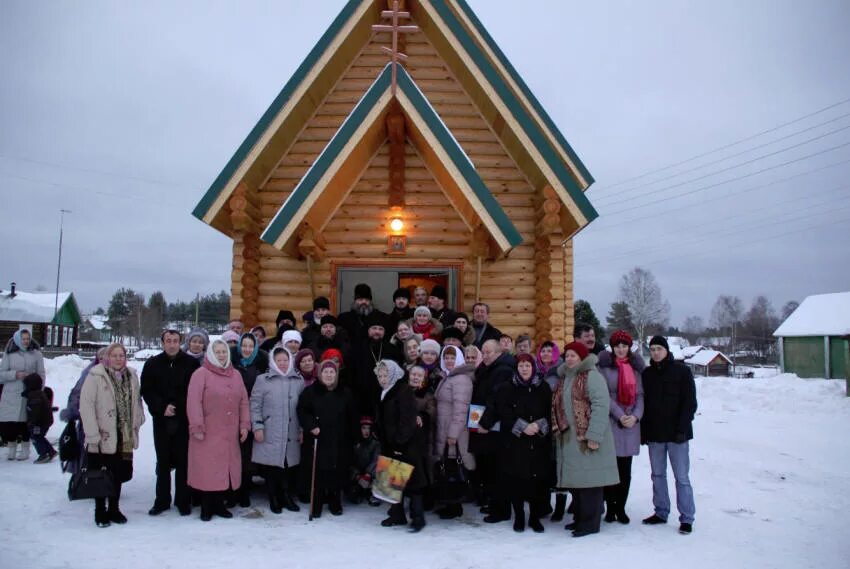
[{"x1": 308, "y1": 437, "x2": 318, "y2": 521}]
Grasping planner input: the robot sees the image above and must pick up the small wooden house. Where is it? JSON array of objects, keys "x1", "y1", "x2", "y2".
[
  {"x1": 0, "y1": 285, "x2": 82, "y2": 349},
  {"x1": 192, "y1": 0, "x2": 598, "y2": 345},
  {"x1": 685, "y1": 348, "x2": 732, "y2": 377},
  {"x1": 774, "y1": 292, "x2": 849, "y2": 379}
]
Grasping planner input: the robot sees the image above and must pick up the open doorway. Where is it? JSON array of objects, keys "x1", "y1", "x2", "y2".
[{"x1": 332, "y1": 263, "x2": 462, "y2": 314}]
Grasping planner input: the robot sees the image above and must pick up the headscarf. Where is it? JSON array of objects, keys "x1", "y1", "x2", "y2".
[
  {"x1": 375, "y1": 359, "x2": 405, "y2": 401},
  {"x1": 439, "y1": 345, "x2": 466, "y2": 374},
  {"x1": 221, "y1": 330, "x2": 240, "y2": 344},
  {"x1": 12, "y1": 329, "x2": 30, "y2": 351},
  {"x1": 103, "y1": 343, "x2": 128, "y2": 373},
  {"x1": 464, "y1": 345, "x2": 483, "y2": 368},
  {"x1": 238, "y1": 332, "x2": 259, "y2": 367},
  {"x1": 294, "y1": 348, "x2": 318, "y2": 386},
  {"x1": 183, "y1": 327, "x2": 209, "y2": 359},
  {"x1": 513, "y1": 353, "x2": 539, "y2": 386},
  {"x1": 536, "y1": 341, "x2": 561, "y2": 376},
  {"x1": 205, "y1": 339, "x2": 232, "y2": 369},
  {"x1": 269, "y1": 347, "x2": 292, "y2": 376}
]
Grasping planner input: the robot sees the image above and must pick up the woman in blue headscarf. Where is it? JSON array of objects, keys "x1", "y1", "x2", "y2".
[{"x1": 230, "y1": 332, "x2": 269, "y2": 506}]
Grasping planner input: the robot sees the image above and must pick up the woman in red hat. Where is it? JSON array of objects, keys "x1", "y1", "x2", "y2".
[{"x1": 552, "y1": 341, "x2": 619, "y2": 537}]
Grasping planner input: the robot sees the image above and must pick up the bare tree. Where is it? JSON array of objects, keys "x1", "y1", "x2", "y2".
[
  {"x1": 710, "y1": 295, "x2": 743, "y2": 358},
  {"x1": 781, "y1": 300, "x2": 800, "y2": 321},
  {"x1": 682, "y1": 315, "x2": 705, "y2": 343},
  {"x1": 743, "y1": 295, "x2": 779, "y2": 362},
  {"x1": 617, "y1": 267, "x2": 671, "y2": 349}
]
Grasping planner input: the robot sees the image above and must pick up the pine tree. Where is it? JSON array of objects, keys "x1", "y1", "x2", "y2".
[
  {"x1": 606, "y1": 301, "x2": 634, "y2": 336},
  {"x1": 574, "y1": 299, "x2": 604, "y2": 339}
]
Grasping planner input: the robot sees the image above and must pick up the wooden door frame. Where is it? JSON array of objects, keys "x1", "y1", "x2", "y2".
[{"x1": 329, "y1": 259, "x2": 465, "y2": 314}]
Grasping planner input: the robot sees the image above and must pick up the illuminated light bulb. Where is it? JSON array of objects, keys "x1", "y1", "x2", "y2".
[{"x1": 390, "y1": 217, "x2": 404, "y2": 232}]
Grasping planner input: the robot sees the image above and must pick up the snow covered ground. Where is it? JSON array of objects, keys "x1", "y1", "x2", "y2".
[{"x1": 1, "y1": 355, "x2": 849, "y2": 569}]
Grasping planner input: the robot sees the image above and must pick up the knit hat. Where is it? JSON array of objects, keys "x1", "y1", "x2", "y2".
[
  {"x1": 609, "y1": 330, "x2": 633, "y2": 348},
  {"x1": 276, "y1": 310, "x2": 296, "y2": 326},
  {"x1": 364, "y1": 311, "x2": 387, "y2": 330},
  {"x1": 354, "y1": 283, "x2": 373, "y2": 301},
  {"x1": 319, "y1": 359, "x2": 339, "y2": 373},
  {"x1": 313, "y1": 296, "x2": 330, "y2": 310},
  {"x1": 393, "y1": 287, "x2": 411, "y2": 301},
  {"x1": 281, "y1": 329, "x2": 303, "y2": 346},
  {"x1": 442, "y1": 326, "x2": 465, "y2": 343},
  {"x1": 413, "y1": 306, "x2": 432, "y2": 319},
  {"x1": 420, "y1": 339, "x2": 440, "y2": 354},
  {"x1": 320, "y1": 314, "x2": 339, "y2": 327},
  {"x1": 563, "y1": 340, "x2": 589, "y2": 361},
  {"x1": 430, "y1": 285, "x2": 447, "y2": 301},
  {"x1": 360, "y1": 416, "x2": 375, "y2": 426},
  {"x1": 221, "y1": 330, "x2": 240, "y2": 344},
  {"x1": 321, "y1": 348, "x2": 344, "y2": 366},
  {"x1": 454, "y1": 312, "x2": 469, "y2": 324},
  {"x1": 649, "y1": 335, "x2": 669, "y2": 352}
]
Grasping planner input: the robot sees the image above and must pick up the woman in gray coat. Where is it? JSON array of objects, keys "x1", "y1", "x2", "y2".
[
  {"x1": 0, "y1": 330, "x2": 46, "y2": 461},
  {"x1": 251, "y1": 347, "x2": 304, "y2": 514},
  {"x1": 597, "y1": 330, "x2": 645, "y2": 525},
  {"x1": 552, "y1": 341, "x2": 619, "y2": 537}
]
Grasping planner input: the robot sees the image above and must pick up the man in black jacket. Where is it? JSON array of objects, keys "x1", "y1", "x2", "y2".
[
  {"x1": 641, "y1": 336, "x2": 698, "y2": 535},
  {"x1": 470, "y1": 302, "x2": 502, "y2": 349},
  {"x1": 387, "y1": 287, "x2": 414, "y2": 335},
  {"x1": 350, "y1": 311, "x2": 401, "y2": 416},
  {"x1": 140, "y1": 330, "x2": 200, "y2": 516},
  {"x1": 301, "y1": 297, "x2": 331, "y2": 350},
  {"x1": 427, "y1": 285, "x2": 456, "y2": 329},
  {"x1": 338, "y1": 283, "x2": 386, "y2": 343},
  {"x1": 471, "y1": 339, "x2": 515, "y2": 523}
]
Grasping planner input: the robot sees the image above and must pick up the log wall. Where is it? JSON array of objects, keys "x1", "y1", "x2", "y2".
[{"x1": 235, "y1": 26, "x2": 574, "y2": 346}]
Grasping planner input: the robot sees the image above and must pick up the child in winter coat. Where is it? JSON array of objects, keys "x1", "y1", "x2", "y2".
[
  {"x1": 22, "y1": 373, "x2": 57, "y2": 464},
  {"x1": 349, "y1": 416, "x2": 381, "y2": 505}
]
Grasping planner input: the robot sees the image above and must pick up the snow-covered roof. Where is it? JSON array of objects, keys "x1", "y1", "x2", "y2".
[
  {"x1": 682, "y1": 345, "x2": 704, "y2": 358},
  {"x1": 773, "y1": 291, "x2": 850, "y2": 337},
  {"x1": 87, "y1": 314, "x2": 110, "y2": 330},
  {"x1": 686, "y1": 349, "x2": 732, "y2": 366},
  {"x1": 0, "y1": 290, "x2": 72, "y2": 323},
  {"x1": 645, "y1": 335, "x2": 690, "y2": 348}
]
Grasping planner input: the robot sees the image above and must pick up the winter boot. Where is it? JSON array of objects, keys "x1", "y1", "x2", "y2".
[
  {"x1": 327, "y1": 490, "x2": 343, "y2": 516},
  {"x1": 16, "y1": 441, "x2": 30, "y2": 461},
  {"x1": 6, "y1": 441, "x2": 18, "y2": 460},
  {"x1": 200, "y1": 494, "x2": 213, "y2": 522},
  {"x1": 408, "y1": 495, "x2": 426, "y2": 533},
  {"x1": 108, "y1": 498, "x2": 127, "y2": 524},
  {"x1": 550, "y1": 493, "x2": 567, "y2": 522},
  {"x1": 604, "y1": 499, "x2": 617, "y2": 523},
  {"x1": 267, "y1": 480, "x2": 282, "y2": 514},
  {"x1": 616, "y1": 507, "x2": 631, "y2": 524},
  {"x1": 214, "y1": 493, "x2": 233, "y2": 519},
  {"x1": 381, "y1": 502, "x2": 407, "y2": 527},
  {"x1": 282, "y1": 492, "x2": 301, "y2": 512},
  {"x1": 95, "y1": 498, "x2": 110, "y2": 528},
  {"x1": 310, "y1": 493, "x2": 323, "y2": 519},
  {"x1": 512, "y1": 501, "x2": 525, "y2": 533}
]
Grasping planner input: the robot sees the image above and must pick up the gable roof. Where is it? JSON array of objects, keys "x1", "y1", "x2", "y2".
[
  {"x1": 261, "y1": 63, "x2": 523, "y2": 254},
  {"x1": 193, "y1": 0, "x2": 596, "y2": 238},
  {"x1": 0, "y1": 290, "x2": 81, "y2": 326},
  {"x1": 685, "y1": 349, "x2": 732, "y2": 367},
  {"x1": 773, "y1": 291, "x2": 850, "y2": 337}
]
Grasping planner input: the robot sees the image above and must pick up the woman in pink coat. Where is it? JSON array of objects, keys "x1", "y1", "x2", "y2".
[{"x1": 187, "y1": 339, "x2": 250, "y2": 521}]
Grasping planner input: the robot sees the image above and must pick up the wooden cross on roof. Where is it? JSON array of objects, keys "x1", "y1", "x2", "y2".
[{"x1": 371, "y1": 0, "x2": 419, "y2": 95}]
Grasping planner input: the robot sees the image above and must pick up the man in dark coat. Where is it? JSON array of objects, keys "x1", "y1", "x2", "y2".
[
  {"x1": 309, "y1": 315, "x2": 351, "y2": 361},
  {"x1": 641, "y1": 336, "x2": 698, "y2": 535},
  {"x1": 261, "y1": 310, "x2": 297, "y2": 352},
  {"x1": 471, "y1": 339, "x2": 516, "y2": 523},
  {"x1": 140, "y1": 330, "x2": 201, "y2": 516},
  {"x1": 427, "y1": 285, "x2": 456, "y2": 329},
  {"x1": 387, "y1": 287, "x2": 414, "y2": 335},
  {"x1": 301, "y1": 297, "x2": 331, "y2": 350},
  {"x1": 350, "y1": 312, "x2": 401, "y2": 416},
  {"x1": 470, "y1": 302, "x2": 502, "y2": 349},
  {"x1": 338, "y1": 283, "x2": 387, "y2": 343}
]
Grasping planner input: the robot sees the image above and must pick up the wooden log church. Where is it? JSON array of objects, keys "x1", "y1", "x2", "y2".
[{"x1": 192, "y1": 0, "x2": 598, "y2": 346}]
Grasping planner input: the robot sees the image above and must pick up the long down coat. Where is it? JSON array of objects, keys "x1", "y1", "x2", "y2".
[
  {"x1": 187, "y1": 359, "x2": 250, "y2": 491},
  {"x1": 433, "y1": 363, "x2": 476, "y2": 470},
  {"x1": 553, "y1": 354, "x2": 619, "y2": 489},
  {"x1": 251, "y1": 368, "x2": 304, "y2": 468}
]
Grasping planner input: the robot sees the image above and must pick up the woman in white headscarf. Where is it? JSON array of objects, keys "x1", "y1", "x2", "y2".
[{"x1": 432, "y1": 345, "x2": 476, "y2": 519}]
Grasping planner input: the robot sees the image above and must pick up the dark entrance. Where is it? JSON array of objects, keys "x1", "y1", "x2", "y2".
[{"x1": 332, "y1": 263, "x2": 462, "y2": 314}]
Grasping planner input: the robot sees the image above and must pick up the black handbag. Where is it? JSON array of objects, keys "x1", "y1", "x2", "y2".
[
  {"x1": 433, "y1": 442, "x2": 469, "y2": 504},
  {"x1": 68, "y1": 466, "x2": 115, "y2": 501},
  {"x1": 58, "y1": 420, "x2": 79, "y2": 463}
]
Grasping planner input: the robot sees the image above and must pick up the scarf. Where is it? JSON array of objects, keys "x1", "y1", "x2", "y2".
[
  {"x1": 295, "y1": 349, "x2": 318, "y2": 386},
  {"x1": 412, "y1": 320, "x2": 435, "y2": 340},
  {"x1": 378, "y1": 360, "x2": 405, "y2": 401},
  {"x1": 270, "y1": 347, "x2": 292, "y2": 377},
  {"x1": 616, "y1": 358, "x2": 637, "y2": 407},
  {"x1": 571, "y1": 369, "x2": 592, "y2": 453},
  {"x1": 107, "y1": 367, "x2": 134, "y2": 458},
  {"x1": 551, "y1": 377, "x2": 569, "y2": 435},
  {"x1": 536, "y1": 343, "x2": 561, "y2": 376},
  {"x1": 238, "y1": 333, "x2": 259, "y2": 367},
  {"x1": 205, "y1": 340, "x2": 232, "y2": 369}
]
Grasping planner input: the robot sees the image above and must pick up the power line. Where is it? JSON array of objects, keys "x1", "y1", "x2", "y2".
[
  {"x1": 579, "y1": 182, "x2": 850, "y2": 257},
  {"x1": 593, "y1": 126, "x2": 850, "y2": 207},
  {"x1": 597, "y1": 142, "x2": 850, "y2": 217},
  {"x1": 593, "y1": 112, "x2": 850, "y2": 204},
  {"x1": 590, "y1": 96, "x2": 850, "y2": 192}
]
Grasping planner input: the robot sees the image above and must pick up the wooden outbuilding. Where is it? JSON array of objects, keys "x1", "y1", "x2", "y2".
[
  {"x1": 685, "y1": 348, "x2": 732, "y2": 377},
  {"x1": 0, "y1": 285, "x2": 82, "y2": 349},
  {"x1": 192, "y1": 0, "x2": 598, "y2": 345}
]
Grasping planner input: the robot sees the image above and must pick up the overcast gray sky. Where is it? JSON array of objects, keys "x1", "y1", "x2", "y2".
[{"x1": 2, "y1": 0, "x2": 849, "y2": 327}]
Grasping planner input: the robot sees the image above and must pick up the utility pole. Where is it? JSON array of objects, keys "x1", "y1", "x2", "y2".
[
  {"x1": 54, "y1": 209, "x2": 72, "y2": 320},
  {"x1": 194, "y1": 292, "x2": 200, "y2": 326}
]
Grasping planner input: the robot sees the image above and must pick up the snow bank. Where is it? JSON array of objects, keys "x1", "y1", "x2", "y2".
[{"x1": 1, "y1": 359, "x2": 848, "y2": 569}]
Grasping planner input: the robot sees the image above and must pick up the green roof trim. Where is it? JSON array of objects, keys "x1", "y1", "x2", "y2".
[
  {"x1": 192, "y1": 0, "x2": 363, "y2": 222},
  {"x1": 396, "y1": 67, "x2": 523, "y2": 249},
  {"x1": 429, "y1": 0, "x2": 598, "y2": 222},
  {"x1": 261, "y1": 63, "x2": 523, "y2": 251},
  {"x1": 452, "y1": 0, "x2": 595, "y2": 186},
  {"x1": 53, "y1": 293, "x2": 82, "y2": 327}
]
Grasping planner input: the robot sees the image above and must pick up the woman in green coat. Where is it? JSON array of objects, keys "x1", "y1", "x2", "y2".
[{"x1": 552, "y1": 341, "x2": 619, "y2": 537}]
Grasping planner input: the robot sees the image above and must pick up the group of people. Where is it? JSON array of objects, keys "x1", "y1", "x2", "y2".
[{"x1": 2, "y1": 282, "x2": 698, "y2": 537}]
